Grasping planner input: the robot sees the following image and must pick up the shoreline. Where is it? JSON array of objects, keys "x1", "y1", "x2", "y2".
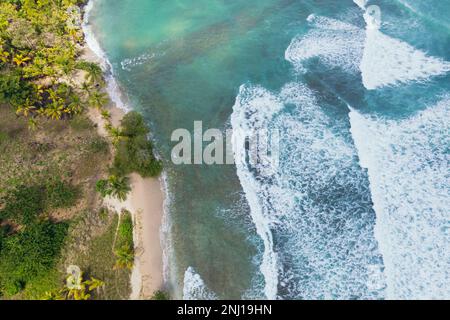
[{"x1": 80, "y1": 5, "x2": 166, "y2": 299}]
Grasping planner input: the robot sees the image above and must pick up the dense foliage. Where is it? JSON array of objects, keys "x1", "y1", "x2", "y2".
[
  {"x1": 0, "y1": 0, "x2": 108, "y2": 129},
  {"x1": 111, "y1": 111, "x2": 162, "y2": 178},
  {"x1": 0, "y1": 220, "x2": 69, "y2": 296},
  {"x1": 0, "y1": 179, "x2": 78, "y2": 297},
  {"x1": 118, "y1": 211, "x2": 133, "y2": 245},
  {"x1": 113, "y1": 210, "x2": 134, "y2": 270},
  {"x1": 0, "y1": 0, "x2": 162, "y2": 299},
  {"x1": 96, "y1": 175, "x2": 131, "y2": 202},
  {"x1": 0, "y1": 180, "x2": 78, "y2": 225},
  {"x1": 151, "y1": 290, "x2": 170, "y2": 300},
  {"x1": 0, "y1": 185, "x2": 44, "y2": 225}
]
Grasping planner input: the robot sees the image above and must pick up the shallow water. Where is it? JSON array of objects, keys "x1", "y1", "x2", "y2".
[{"x1": 88, "y1": 0, "x2": 450, "y2": 299}]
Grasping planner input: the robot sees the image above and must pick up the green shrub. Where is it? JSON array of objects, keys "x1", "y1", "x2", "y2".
[
  {"x1": 45, "y1": 179, "x2": 79, "y2": 209},
  {"x1": 0, "y1": 72, "x2": 33, "y2": 106},
  {"x1": 0, "y1": 220, "x2": 69, "y2": 297},
  {"x1": 151, "y1": 290, "x2": 170, "y2": 300},
  {"x1": 88, "y1": 137, "x2": 109, "y2": 154},
  {"x1": 69, "y1": 116, "x2": 93, "y2": 131},
  {"x1": 0, "y1": 180, "x2": 78, "y2": 225},
  {"x1": 96, "y1": 179, "x2": 110, "y2": 198},
  {"x1": 111, "y1": 112, "x2": 162, "y2": 178},
  {"x1": 113, "y1": 210, "x2": 134, "y2": 270},
  {"x1": 0, "y1": 132, "x2": 9, "y2": 145},
  {"x1": 118, "y1": 210, "x2": 133, "y2": 247},
  {"x1": 0, "y1": 225, "x2": 8, "y2": 252},
  {"x1": 0, "y1": 185, "x2": 44, "y2": 225},
  {"x1": 120, "y1": 111, "x2": 149, "y2": 137}
]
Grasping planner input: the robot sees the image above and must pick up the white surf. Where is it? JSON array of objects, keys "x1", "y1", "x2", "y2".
[{"x1": 349, "y1": 99, "x2": 450, "y2": 299}]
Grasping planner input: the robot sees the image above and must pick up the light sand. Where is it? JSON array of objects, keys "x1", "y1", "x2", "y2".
[
  {"x1": 80, "y1": 45, "x2": 165, "y2": 299},
  {"x1": 129, "y1": 174, "x2": 164, "y2": 299}
]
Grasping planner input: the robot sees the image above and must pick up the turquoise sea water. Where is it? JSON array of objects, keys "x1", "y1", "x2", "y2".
[{"x1": 87, "y1": 0, "x2": 450, "y2": 299}]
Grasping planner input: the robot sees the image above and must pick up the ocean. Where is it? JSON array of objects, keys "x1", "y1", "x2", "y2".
[{"x1": 85, "y1": 0, "x2": 450, "y2": 299}]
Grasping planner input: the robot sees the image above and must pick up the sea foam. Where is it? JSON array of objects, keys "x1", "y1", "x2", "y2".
[
  {"x1": 353, "y1": 0, "x2": 368, "y2": 10},
  {"x1": 82, "y1": 0, "x2": 130, "y2": 112},
  {"x1": 358, "y1": 3, "x2": 450, "y2": 90},
  {"x1": 231, "y1": 82, "x2": 386, "y2": 299},
  {"x1": 231, "y1": 85, "x2": 283, "y2": 300},
  {"x1": 285, "y1": 15, "x2": 364, "y2": 74},
  {"x1": 286, "y1": 10, "x2": 450, "y2": 91},
  {"x1": 360, "y1": 27, "x2": 450, "y2": 90},
  {"x1": 183, "y1": 267, "x2": 218, "y2": 300},
  {"x1": 349, "y1": 98, "x2": 450, "y2": 299}
]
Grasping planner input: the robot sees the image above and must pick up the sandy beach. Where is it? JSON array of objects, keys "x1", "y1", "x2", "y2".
[{"x1": 80, "y1": 44, "x2": 165, "y2": 299}]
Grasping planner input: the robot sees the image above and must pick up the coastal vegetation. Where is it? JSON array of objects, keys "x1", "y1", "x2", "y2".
[
  {"x1": 0, "y1": 0, "x2": 107, "y2": 129},
  {"x1": 96, "y1": 175, "x2": 131, "y2": 202},
  {"x1": 0, "y1": 0, "x2": 163, "y2": 300},
  {"x1": 113, "y1": 210, "x2": 134, "y2": 270},
  {"x1": 96, "y1": 111, "x2": 163, "y2": 202},
  {"x1": 63, "y1": 210, "x2": 133, "y2": 299},
  {"x1": 109, "y1": 111, "x2": 163, "y2": 179},
  {"x1": 0, "y1": 105, "x2": 112, "y2": 299},
  {"x1": 151, "y1": 290, "x2": 171, "y2": 300},
  {"x1": 42, "y1": 267, "x2": 105, "y2": 300},
  {"x1": 0, "y1": 179, "x2": 77, "y2": 297}
]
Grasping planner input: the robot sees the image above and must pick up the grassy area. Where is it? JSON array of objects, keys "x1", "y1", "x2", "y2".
[
  {"x1": 0, "y1": 220, "x2": 69, "y2": 298},
  {"x1": 0, "y1": 105, "x2": 130, "y2": 299},
  {"x1": 117, "y1": 211, "x2": 134, "y2": 250},
  {"x1": 64, "y1": 210, "x2": 131, "y2": 300},
  {"x1": 113, "y1": 210, "x2": 135, "y2": 271},
  {"x1": 0, "y1": 104, "x2": 110, "y2": 200},
  {"x1": 0, "y1": 0, "x2": 142, "y2": 300}
]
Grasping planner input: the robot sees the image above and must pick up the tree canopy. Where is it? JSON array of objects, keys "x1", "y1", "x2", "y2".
[{"x1": 0, "y1": 0, "x2": 107, "y2": 128}]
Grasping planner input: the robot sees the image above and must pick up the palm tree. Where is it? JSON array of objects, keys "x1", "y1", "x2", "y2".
[
  {"x1": 13, "y1": 53, "x2": 31, "y2": 66},
  {"x1": 108, "y1": 175, "x2": 131, "y2": 202},
  {"x1": 88, "y1": 91, "x2": 109, "y2": 109},
  {"x1": 67, "y1": 284, "x2": 91, "y2": 301},
  {"x1": 65, "y1": 269, "x2": 86, "y2": 300},
  {"x1": 41, "y1": 291, "x2": 65, "y2": 300},
  {"x1": 100, "y1": 109, "x2": 111, "y2": 120},
  {"x1": 47, "y1": 88, "x2": 59, "y2": 102},
  {"x1": 41, "y1": 88, "x2": 68, "y2": 119},
  {"x1": 79, "y1": 61, "x2": 104, "y2": 84},
  {"x1": 34, "y1": 84, "x2": 45, "y2": 101},
  {"x1": 108, "y1": 126, "x2": 125, "y2": 146},
  {"x1": 27, "y1": 118, "x2": 38, "y2": 131},
  {"x1": 68, "y1": 28, "x2": 80, "y2": 41},
  {"x1": 60, "y1": 60, "x2": 75, "y2": 78},
  {"x1": 114, "y1": 245, "x2": 134, "y2": 270},
  {"x1": 81, "y1": 81, "x2": 91, "y2": 96},
  {"x1": 67, "y1": 94, "x2": 83, "y2": 115},
  {"x1": 104, "y1": 122, "x2": 113, "y2": 132}
]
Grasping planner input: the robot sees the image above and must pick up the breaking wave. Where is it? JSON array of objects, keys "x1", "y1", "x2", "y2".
[
  {"x1": 231, "y1": 82, "x2": 386, "y2": 299},
  {"x1": 360, "y1": 21, "x2": 450, "y2": 90},
  {"x1": 285, "y1": 8, "x2": 450, "y2": 91},
  {"x1": 285, "y1": 14, "x2": 364, "y2": 74},
  {"x1": 183, "y1": 267, "x2": 218, "y2": 300},
  {"x1": 349, "y1": 98, "x2": 450, "y2": 299},
  {"x1": 82, "y1": 0, "x2": 131, "y2": 111}
]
